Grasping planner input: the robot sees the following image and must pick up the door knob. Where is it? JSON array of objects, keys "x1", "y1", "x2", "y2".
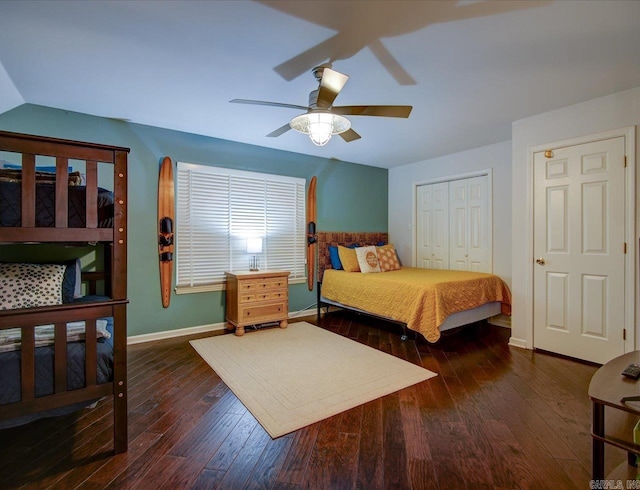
[{"x1": 535, "y1": 257, "x2": 546, "y2": 265}]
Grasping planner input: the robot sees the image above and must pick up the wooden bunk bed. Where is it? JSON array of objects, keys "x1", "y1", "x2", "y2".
[{"x1": 0, "y1": 130, "x2": 129, "y2": 453}]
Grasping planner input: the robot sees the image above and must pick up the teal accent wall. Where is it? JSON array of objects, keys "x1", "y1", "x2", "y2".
[{"x1": 0, "y1": 104, "x2": 388, "y2": 336}]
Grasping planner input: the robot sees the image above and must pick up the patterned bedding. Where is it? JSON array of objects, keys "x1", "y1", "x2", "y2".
[
  {"x1": 0, "y1": 181, "x2": 114, "y2": 227},
  {"x1": 321, "y1": 267, "x2": 511, "y2": 342}
]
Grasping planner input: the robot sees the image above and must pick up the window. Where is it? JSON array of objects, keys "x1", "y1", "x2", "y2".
[{"x1": 175, "y1": 162, "x2": 306, "y2": 292}]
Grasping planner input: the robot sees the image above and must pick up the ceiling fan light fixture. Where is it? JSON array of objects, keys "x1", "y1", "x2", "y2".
[{"x1": 290, "y1": 111, "x2": 351, "y2": 147}]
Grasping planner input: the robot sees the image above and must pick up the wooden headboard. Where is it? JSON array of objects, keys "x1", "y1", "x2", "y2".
[{"x1": 316, "y1": 231, "x2": 388, "y2": 283}]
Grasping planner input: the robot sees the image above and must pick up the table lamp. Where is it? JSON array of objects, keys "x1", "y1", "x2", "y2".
[{"x1": 247, "y1": 238, "x2": 262, "y2": 271}]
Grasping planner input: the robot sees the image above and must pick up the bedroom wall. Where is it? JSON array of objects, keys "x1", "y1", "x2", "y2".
[
  {"x1": 0, "y1": 104, "x2": 388, "y2": 337},
  {"x1": 387, "y1": 140, "x2": 513, "y2": 287},
  {"x1": 511, "y1": 86, "x2": 640, "y2": 349}
]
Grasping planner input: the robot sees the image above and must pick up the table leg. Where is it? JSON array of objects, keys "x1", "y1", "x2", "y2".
[{"x1": 592, "y1": 401, "x2": 605, "y2": 480}]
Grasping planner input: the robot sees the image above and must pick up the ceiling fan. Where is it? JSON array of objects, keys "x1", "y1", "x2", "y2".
[{"x1": 230, "y1": 65, "x2": 412, "y2": 146}]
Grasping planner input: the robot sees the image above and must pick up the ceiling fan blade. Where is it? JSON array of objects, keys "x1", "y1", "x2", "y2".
[
  {"x1": 316, "y1": 68, "x2": 349, "y2": 108},
  {"x1": 266, "y1": 123, "x2": 293, "y2": 138},
  {"x1": 230, "y1": 99, "x2": 309, "y2": 111},
  {"x1": 339, "y1": 128, "x2": 361, "y2": 143},
  {"x1": 332, "y1": 105, "x2": 413, "y2": 118}
]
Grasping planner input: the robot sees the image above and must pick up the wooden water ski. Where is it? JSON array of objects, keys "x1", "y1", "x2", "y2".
[
  {"x1": 158, "y1": 156, "x2": 175, "y2": 308},
  {"x1": 307, "y1": 176, "x2": 317, "y2": 291}
]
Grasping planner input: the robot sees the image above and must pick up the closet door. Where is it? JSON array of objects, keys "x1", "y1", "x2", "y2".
[
  {"x1": 449, "y1": 176, "x2": 491, "y2": 272},
  {"x1": 416, "y1": 182, "x2": 449, "y2": 269}
]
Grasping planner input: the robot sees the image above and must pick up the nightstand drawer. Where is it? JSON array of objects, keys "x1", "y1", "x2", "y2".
[
  {"x1": 239, "y1": 278, "x2": 288, "y2": 293},
  {"x1": 240, "y1": 302, "x2": 286, "y2": 322},
  {"x1": 239, "y1": 290, "x2": 287, "y2": 303},
  {"x1": 238, "y1": 280, "x2": 268, "y2": 292},
  {"x1": 267, "y1": 278, "x2": 288, "y2": 289}
]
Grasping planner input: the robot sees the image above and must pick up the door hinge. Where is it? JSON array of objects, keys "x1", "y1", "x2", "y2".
[
  {"x1": 624, "y1": 242, "x2": 627, "y2": 254},
  {"x1": 624, "y1": 156, "x2": 627, "y2": 168},
  {"x1": 624, "y1": 328, "x2": 627, "y2": 341}
]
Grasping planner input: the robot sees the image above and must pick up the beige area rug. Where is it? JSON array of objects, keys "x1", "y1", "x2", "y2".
[{"x1": 190, "y1": 321, "x2": 437, "y2": 438}]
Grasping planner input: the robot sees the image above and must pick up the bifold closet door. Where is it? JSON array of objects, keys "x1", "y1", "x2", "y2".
[
  {"x1": 449, "y1": 176, "x2": 491, "y2": 272},
  {"x1": 416, "y1": 182, "x2": 449, "y2": 269}
]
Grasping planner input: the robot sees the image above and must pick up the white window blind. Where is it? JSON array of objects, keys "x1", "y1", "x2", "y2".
[{"x1": 175, "y1": 162, "x2": 306, "y2": 292}]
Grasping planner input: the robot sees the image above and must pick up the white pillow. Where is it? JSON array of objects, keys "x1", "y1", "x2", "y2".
[
  {"x1": 0, "y1": 263, "x2": 66, "y2": 310},
  {"x1": 355, "y1": 246, "x2": 381, "y2": 273}
]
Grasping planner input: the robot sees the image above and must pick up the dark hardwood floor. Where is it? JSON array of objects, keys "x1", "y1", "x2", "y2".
[{"x1": 0, "y1": 311, "x2": 619, "y2": 489}]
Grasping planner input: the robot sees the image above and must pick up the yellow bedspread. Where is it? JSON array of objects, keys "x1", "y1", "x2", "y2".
[{"x1": 321, "y1": 267, "x2": 511, "y2": 342}]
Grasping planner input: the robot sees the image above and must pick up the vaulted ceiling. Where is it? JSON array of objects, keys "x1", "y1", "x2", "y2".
[{"x1": 1, "y1": 0, "x2": 639, "y2": 168}]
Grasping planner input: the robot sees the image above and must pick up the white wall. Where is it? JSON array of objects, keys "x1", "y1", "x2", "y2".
[
  {"x1": 388, "y1": 140, "x2": 513, "y2": 286},
  {"x1": 511, "y1": 86, "x2": 640, "y2": 349}
]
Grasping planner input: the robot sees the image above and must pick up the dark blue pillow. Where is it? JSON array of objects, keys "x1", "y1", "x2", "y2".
[
  {"x1": 328, "y1": 246, "x2": 343, "y2": 270},
  {"x1": 61, "y1": 260, "x2": 77, "y2": 303},
  {"x1": 376, "y1": 241, "x2": 386, "y2": 246}
]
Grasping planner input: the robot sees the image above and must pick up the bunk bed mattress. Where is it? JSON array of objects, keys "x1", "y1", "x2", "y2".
[
  {"x1": 0, "y1": 316, "x2": 114, "y2": 405},
  {"x1": 0, "y1": 181, "x2": 114, "y2": 227},
  {"x1": 321, "y1": 267, "x2": 511, "y2": 342}
]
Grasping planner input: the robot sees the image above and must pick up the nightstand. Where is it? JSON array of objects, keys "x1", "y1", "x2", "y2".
[{"x1": 224, "y1": 270, "x2": 290, "y2": 336}]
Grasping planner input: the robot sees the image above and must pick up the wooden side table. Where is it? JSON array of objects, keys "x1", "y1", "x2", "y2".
[
  {"x1": 224, "y1": 270, "x2": 290, "y2": 336},
  {"x1": 589, "y1": 351, "x2": 640, "y2": 480}
]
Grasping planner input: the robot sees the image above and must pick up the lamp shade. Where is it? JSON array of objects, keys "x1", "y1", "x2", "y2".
[
  {"x1": 290, "y1": 111, "x2": 351, "y2": 147},
  {"x1": 246, "y1": 238, "x2": 263, "y2": 254}
]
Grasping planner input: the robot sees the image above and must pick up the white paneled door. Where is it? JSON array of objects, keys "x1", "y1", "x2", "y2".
[
  {"x1": 449, "y1": 176, "x2": 490, "y2": 272},
  {"x1": 533, "y1": 137, "x2": 626, "y2": 364},
  {"x1": 416, "y1": 182, "x2": 449, "y2": 269}
]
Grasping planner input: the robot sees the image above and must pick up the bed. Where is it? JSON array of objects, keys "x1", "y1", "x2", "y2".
[
  {"x1": 0, "y1": 130, "x2": 129, "y2": 453},
  {"x1": 316, "y1": 231, "x2": 511, "y2": 342}
]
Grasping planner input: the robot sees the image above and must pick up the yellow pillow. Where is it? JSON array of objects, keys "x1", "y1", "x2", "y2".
[
  {"x1": 338, "y1": 245, "x2": 360, "y2": 272},
  {"x1": 376, "y1": 244, "x2": 401, "y2": 272}
]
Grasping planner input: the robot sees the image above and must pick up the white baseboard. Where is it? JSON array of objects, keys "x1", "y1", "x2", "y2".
[
  {"x1": 127, "y1": 322, "x2": 225, "y2": 345},
  {"x1": 508, "y1": 337, "x2": 528, "y2": 349},
  {"x1": 127, "y1": 309, "x2": 315, "y2": 345},
  {"x1": 130, "y1": 307, "x2": 512, "y2": 344}
]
